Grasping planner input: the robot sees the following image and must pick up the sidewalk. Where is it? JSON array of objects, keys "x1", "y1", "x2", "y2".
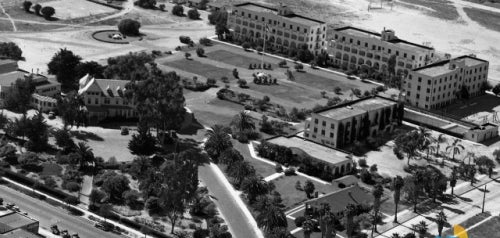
[{"x1": 3, "y1": 177, "x2": 151, "y2": 238}]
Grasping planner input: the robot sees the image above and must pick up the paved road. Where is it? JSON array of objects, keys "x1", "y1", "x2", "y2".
[
  {"x1": 199, "y1": 163, "x2": 262, "y2": 238},
  {"x1": 0, "y1": 185, "x2": 121, "y2": 238}
]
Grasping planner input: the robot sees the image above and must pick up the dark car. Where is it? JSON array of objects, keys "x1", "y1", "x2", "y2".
[
  {"x1": 50, "y1": 225, "x2": 60, "y2": 235},
  {"x1": 120, "y1": 127, "x2": 129, "y2": 135}
]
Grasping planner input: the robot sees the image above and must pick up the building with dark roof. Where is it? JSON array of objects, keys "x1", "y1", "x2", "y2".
[
  {"x1": 303, "y1": 96, "x2": 403, "y2": 149},
  {"x1": 305, "y1": 185, "x2": 373, "y2": 216},
  {"x1": 228, "y1": 2, "x2": 327, "y2": 55},
  {"x1": 404, "y1": 54, "x2": 489, "y2": 109},
  {"x1": 0, "y1": 211, "x2": 39, "y2": 235},
  {"x1": 328, "y1": 26, "x2": 436, "y2": 75}
]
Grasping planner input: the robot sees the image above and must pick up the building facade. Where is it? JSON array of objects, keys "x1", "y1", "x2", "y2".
[
  {"x1": 228, "y1": 2, "x2": 327, "y2": 55},
  {"x1": 328, "y1": 27, "x2": 436, "y2": 75},
  {"x1": 403, "y1": 55, "x2": 489, "y2": 109},
  {"x1": 303, "y1": 97, "x2": 403, "y2": 149},
  {"x1": 78, "y1": 74, "x2": 136, "y2": 123}
]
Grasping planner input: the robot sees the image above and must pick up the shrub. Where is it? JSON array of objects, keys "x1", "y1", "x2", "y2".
[
  {"x1": 199, "y1": 37, "x2": 211, "y2": 46},
  {"x1": 159, "y1": 4, "x2": 165, "y2": 11},
  {"x1": 207, "y1": 78, "x2": 216, "y2": 86},
  {"x1": 33, "y1": 4, "x2": 41, "y2": 15},
  {"x1": 275, "y1": 164, "x2": 283, "y2": 173},
  {"x1": 256, "y1": 46, "x2": 263, "y2": 53},
  {"x1": 221, "y1": 76, "x2": 229, "y2": 83},
  {"x1": 23, "y1": 1, "x2": 32, "y2": 12},
  {"x1": 242, "y1": 42, "x2": 251, "y2": 51},
  {"x1": 43, "y1": 176, "x2": 57, "y2": 188},
  {"x1": 179, "y1": 35, "x2": 192, "y2": 44},
  {"x1": 118, "y1": 19, "x2": 141, "y2": 36},
  {"x1": 360, "y1": 169, "x2": 373, "y2": 184},
  {"x1": 294, "y1": 63, "x2": 304, "y2": 71},
  {"x1": 196, "y1": 47, "x2": 205, "y2": 57},
  {"x1": 185, "y1": 52, "x2": 191, "y2": 59},
  {"x1": 376, "y1": 85, "x2": 386, "y2": 92},
  {"x1": 172, "y1": 4, "x2": 184, "y2": 16},
  {"x1": 278, "y1": 60, "x2": 287, "y2": 67},
  {"x1": 358, "y1": 158, "x2": 368, "y2": 168},
  {"x1": 295, "y1": 216, "x2": 306, "y2": 227},
  {"x1": 334, "y1": 86, "x2": 342, "y2": 94},
  {"x1": 284, "y1": 167, "x2": 296, "y2": 176},
  {"x1": 238, "y1": 79, "x2": 247, "y2": 88},
  {"x1": 65, "y1": 181, "x2": 81, "y2": 192},
  {"x1": 187, "y1": 8, "x2": 200, "y2": 20},
  {"x1": 41, "y1": 6, "x2": 56, "y2": 19}
]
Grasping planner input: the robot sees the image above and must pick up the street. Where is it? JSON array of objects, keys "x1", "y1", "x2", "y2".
[{"x1": 0, "y1": 185, "x2": 121, "y2": 238}]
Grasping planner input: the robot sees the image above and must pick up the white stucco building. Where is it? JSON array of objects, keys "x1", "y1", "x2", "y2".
[
  {"x1": 403, "y1": 55, "x2": 489, "y2": 109},
  {"x1": 328, "y1": 27, "x2": 436, "y2": 74},
  {"x1": 228, "y1": 2, "x2": 327, "y2": 55}
]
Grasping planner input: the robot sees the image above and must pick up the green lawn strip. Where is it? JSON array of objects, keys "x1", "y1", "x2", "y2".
[
  {"x1": 206, "y1": 49, "x2": 275, "y2": 68},
  {"x1": 465, "y1": 214, "x2": 499, "y2": 237},
  {"x1": 232, "y1": 140, "x2": 277, "y2": 178},
  {"x1": 164, "y1": 59, "x2": 233, "y2": 80}
]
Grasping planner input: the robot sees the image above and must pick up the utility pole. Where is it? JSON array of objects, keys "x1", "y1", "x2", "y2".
[{"x1": 482, "y1": 184, "x2": 487, "y2": 213}]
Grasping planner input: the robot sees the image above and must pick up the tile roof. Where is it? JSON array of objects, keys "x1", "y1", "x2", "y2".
[{"x1": 94, "y1": 79, "x2": 129, "y2": 97}]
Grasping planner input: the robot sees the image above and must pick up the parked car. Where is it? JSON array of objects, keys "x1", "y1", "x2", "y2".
[
  {"x1": 61, "y1": 230, "x2": 70, "y2": 238},
  {"x1": 120, "y1": 127, "x2": 129, "y2": 135},
  {"x1": 71, "y1": 233, "x2": 80, "y2": 238},
  {"x1": 347, "y1": 75, "x2": 355, "y2": 80},
  {"x1": 50, "y1": 225, "x2": 60, "y2": 235}
]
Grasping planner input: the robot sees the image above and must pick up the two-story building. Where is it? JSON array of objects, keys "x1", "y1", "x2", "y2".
[
  {"x1": 228, "y1": 2, "x2": 327, "y2": 55},
  {"x1": 303, "y1": 96, "x2": 403, "y2": 149},
  {"x1": 403, "y1": 55, "x2": 489, "y2": 109},
  {"x1": 78, "y1": 74, "x2": 136, "y2": 123},
  {"x1": 328, "y1": 27, "x2": 436, "y2": 75}
]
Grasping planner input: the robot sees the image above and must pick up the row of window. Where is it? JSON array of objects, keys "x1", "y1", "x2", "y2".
[
  {"x1": 314, "y1": 118, "x2": 336, "y2": 129},
  {"x1": 234, "y1": 9, "x2": 326, "y2": 34},
  {"x1": 312, "y1": 127, "x2": 335, "y2": 138}
]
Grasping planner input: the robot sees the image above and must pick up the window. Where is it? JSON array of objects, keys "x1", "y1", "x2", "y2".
[
  {"x1": 427, "y1": 80, "x2": 431, "y2": 85},
  {"x1": 322, "y1": 121, "x2": 326, "y2": 126},
  {"x1": 314, "y1": 127, "x2": 317, "y2": 133},
  {"x1": 418, "y1": 77, "x2": 422, "y2": 83},
  {"x1": 334, "y1": 34, "x2": 338, "y2": 39},
  {"x1": 104, "y1": 98, "x2": 110, "y2": 104},
  {"x1": 95, "y1": 98, "x2": 98, "y2": 104},
  {"x1": 248, "y1": 13, "x2": 251, "y2": 18},
  {"x1": 417, "y1": 86, "x2": 421, "y2": 90},
  {"x1": 331, "y1": 124, "x2": 335, "y2": 129},
  {"x1": 297, "y1": 26, "x2": 300, "y2": 31},
  {"x1": 411, "y1": 55, "x2": 415, "y2": 60},
  {"x1": 261, "y1": 17, "x2": 265, "y2": 21},
  {"x1": 388, "y1": 49, "x2": 391, "y2": 54},
  {"x1": 87, "y1": 98, "x2": 91, "y2": 104},
  {"x1": 404, "y1": 53, "x2": 407, "y2": 58},
  {"x1": 365, "y1": 43, "x2": 368, "y2": 47},
  {"x1": 321, "y1": 130, "x2": 325, "y2": 136},
  {"x1": 315, "y1": 118, "x2": 318, "y2": 124},
  {"x1": 357, "y1": 40, "x2": 360, "y2": 45},
  {"x1": 241, "y1": 11, "x2": 244, "y2": 16},
  {"x1": 416, "y1": 94, "x2": 420, "y2": 99},
  {"x1": 396, "y1": 51, "x2": 399, "y2": 56},
  {"x1": 330, "y1": 132, "x2": 334, "y2": 138},
  {"x1": 349, "y1": 38, "x2": 353, "y2": 43}
]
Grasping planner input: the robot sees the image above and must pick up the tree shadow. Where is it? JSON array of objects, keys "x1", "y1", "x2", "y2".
[
  {"x1": 441, "y1": 204, "x2": 465, "y2": 215},
  {"x1": 455, "y1": 195, "x2": 473, "y2": 202},
  {"x1": 178, "y1": 120, "x2": 205, "y2": 135},
  {"x1": 70, "y1": 130, "x2": 104, "y2": 142}
]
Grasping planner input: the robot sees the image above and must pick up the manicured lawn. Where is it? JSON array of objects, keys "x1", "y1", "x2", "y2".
[
  {"x1": 164, "y1": 59, "x2": 233, "y2": 80},
  {"x1": 292, "y1": 71, "x2": 358, "y2": 92},
  {"x1": 184, "y1": 90, "x2": 244, "y2": 127},
  {"x1": 273, "y1": 175, "x2": 339, "y2": 210},
  {"x1": 466, "y1": 215, "x2": 500, "y2": 237},
  {"x1": 232, "y1": 140, "x2": 277, "y2": 178},
  {"x1": 464, "y1": 7, "x2": 500, "y2": 31},
  {"x1": 206, "y1": 49, "x2": 274, "y2": 69}
]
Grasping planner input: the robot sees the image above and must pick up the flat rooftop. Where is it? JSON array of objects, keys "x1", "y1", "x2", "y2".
[
  {"x1": 0, "y1": 213, "x2": 37, "y2": 234},
  {"x1": 0, "y1": 71, "x2": 26, "y2": 87},
  {"x1": 234, "y1": 2, "x2": 325, "y2": 26},
  {"x1": 0, "y1": 228, "x2": 42, "y2": 238},
  {"x1": 267, "y1": 136, "x2": 350, "y2": 165},
  {"x1": 316, "y1": 97, "x2": 397, "y2": 120},
  {"x1": 413, "y1": 55, "x2": 488, "y2": 77},
  {"x1": 335, "y1": 26, "x2": 433, "y2": 52}
]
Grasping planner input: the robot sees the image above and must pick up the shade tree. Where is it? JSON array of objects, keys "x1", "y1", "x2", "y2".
[{"x1": 47, "y1": 48, "x2": 82, "y2": 91}]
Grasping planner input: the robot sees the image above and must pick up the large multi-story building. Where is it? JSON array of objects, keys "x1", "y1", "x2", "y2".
[
  {"x1": 303, "y1": 96, "x2": 403, "y2": 149},
  {"x1": 328, "y1": 27, "x2": 436, "y2": 74},
  {"x1": 403, "y1": 55, "x2": 489, "y2": 109},
  {"x1": 228, "y1": 2, "x2": 327, "y2": 55},
  {"x1": 78, "y1": 74, "x2": 136, "y2": 123}
]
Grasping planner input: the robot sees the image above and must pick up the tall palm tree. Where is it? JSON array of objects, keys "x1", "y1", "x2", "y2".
[
  {"x1": 435, "y1": 134, "x2": 447, "y2": 157},
  {"x1": 391, "y1": 234, "x2": 401, "y2": 238},
  {"x1": 345, "y1": 203, "x2": 357, "y2": 238},
  {"x1": 415, "y1": 221, "x2": 428, "y2": 238},
  {"x1": 230, "y1": 111, "x2": 255, "y2": 133},
  {"x1": 75, "y1": 142, "x2": 94, "y2": 170},
  {"x1": 446, "y1": 139, "x2": 464, "y2": 161},
  {"x1": 227, "y1": 160, "x2": 256, "y2": 187},
  {"x1": 256, "y1": 204, "x2": 287, "y2": 234},
  {"x1": 372, "y1": 184, "x2": 384, "y2": 234},
  {"x1": 204, "y1": 125, "x2": 232, "y2": 162},
  {"x1": 241, "y1": 176, "x2": 269, "y2": 203},
  {"x1": 435, "y1": 210, "x2": 447, "y2": 237},
  {"x1": 393, "y1": 176, "x2": 404, "y2": 223},
  {"x1": 302, "y1": 216, "x2": 314, "y2": 238}
]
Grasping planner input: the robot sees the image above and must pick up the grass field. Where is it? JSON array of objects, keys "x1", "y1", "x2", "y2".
[
  {"x1": 466, "y1": 215, "x2": 500, "y2": 237},
  {"x1": 292, "y1": 71, "x2": 358, "y2": 92},
  {"x1": 439, "y1": 94, "x2": 500, "y2": 118},
  {"x1": 232, "y1": 140, "x2": 277, "y2": 178},
  {"x1": 464, "y1": 0, "x2": 500, "y2": 9},
  {"x1": 273, "y1": 176, "x2": 339, "y2": 210},
  {"x1": 206, "y1": 49, "x2": 274, "y2": 69},
  {"x1": 464, "y1": 7, "x2": 500, "y2": 31},
  {"x1": 230, "y1": 80, "x2": 324, "y2": 104},
  {"x1": 165, "y1": 59, "x2": 233, "y2": 80},
  {"x1": 0, "y1": 19, "x2": 14, "y2": 32},
  {"x1": 399, "y1": 0, "x2": 459, "y2": 20}
]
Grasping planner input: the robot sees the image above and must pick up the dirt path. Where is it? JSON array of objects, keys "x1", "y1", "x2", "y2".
[
  {"x1": 0, "y1": 2, "x2": 16, "y2": 32},
  {"x1": 86, "y1": 0, "x2": 135, "y2": 25}
]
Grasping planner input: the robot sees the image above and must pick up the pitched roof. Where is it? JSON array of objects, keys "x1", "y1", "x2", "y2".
[
  {"x1": 94, "y1": 79, "x2": 129, "y2": 97},
  {"x1": 307, "y1": 185, "x2": 373, "y2": 213}
]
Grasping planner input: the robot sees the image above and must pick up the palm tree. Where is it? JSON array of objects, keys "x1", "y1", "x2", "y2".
[
  {"x1": 204, "y1": 125, "x2": 232, "y2": 162},
  {"x1": 302, "y1": 216, "x2": 314, "y2": 238},
  {"x1": 219, "y1": 148, "x2": 244, "y2": 167},
  {"x1": 372, "y1": 184, "x2": 384, "y2": 234},
  {"x1": 230, "y1": 111, "x2": 255, "y2": 133},
  {"x1": 75, "y1": 142, "x2": 94, "y2": 170},
  {"x1": 393, "y1": 176, "x2": 404, "y2": 223},
  {"x1": 227, "y1": 160, "x2": 256, "y2": 187},
  {"x1": 435, "y1": 133, "x2": 447, "y2": 157},
  {"x1": 450, "y1": 169, "x2": 457, "y2": 195},
  {"x1": 415, "y1": 221, "x2": 428, "y2": 238},
  {"x1": 256, "y1": 204, "x2": 287, "y2": 234},
  {"x1": 446, "y1": 139, "x2": 464, "y2": 161},
  {"x1": 241, "y1": 176, "x2": 269, "y2": 203},
  {"x1": 345, "y1": 203, "x2": 357, "y2": 238},
  {"x1": 391, "y1": 234, "x2": 401, "y2": 238},
  {"x1": 435, "y1": 210, "x2": 447, "y2": 237}
]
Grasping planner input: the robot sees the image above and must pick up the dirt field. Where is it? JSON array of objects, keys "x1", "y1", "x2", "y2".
[{"x1": 42, "y1": 0, "x2": 116, "y2": 20}]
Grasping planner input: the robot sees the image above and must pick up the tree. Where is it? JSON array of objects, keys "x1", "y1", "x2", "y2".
[
  {"x1": 75, "y1": 61, "x2": 105, "y2": 79},
  {"x1": 23, "y1": 1, "x2": 32, "y2": 12},
  {"x1": 136, "y1": 0, "x2": 156, "y2": 9},
  {"x1": 446, "y1": 138, "x2": 464, "y2": 161},
  {"x1": 394, "y1": 131, "x2": 422, "y2": 165},
  {"x1": 196, "y1": 47, "x2": 205, "y2": 57},
  {"x1": 226, "y1": 160, "x2": 255, "y2": 188},
  {"x1": 128, "y1": 120, "x2": 157, "y2": 156},
  {"x1": 24, "y1": 111, "x2": 49, "y2": 152},
  {"x1": 403, "y1": 175, "x2": 421, "y2": 213},
  {"x1": 493, "y1": 84, "x2": 500, "y2": 95},
  {"x1": 0, "y1": 42, "x2": 24, "y2": 61},
  {"x1": 241, "y1": 176, "x2": 269, "y2": 203},
  {"x1": 57, "y1": 92, "x2": 88, "y2": 129},
  {"x1": 242, "y1": 42, "x2": 251, "y2": 51},
  {"x1": 18, "y1": 152, "x2": 40, "y2": 170},
  {"x1": 303, "y1": 180, "x2": 315, "y2": 198},
  {"x1": 475, "y1": 155, "x2": 495, "y2": 173},
  {"x1": 232, "y1": 68, "x2": 239, "y2": 79},
  {"x1": 172, "y1": 4, "x2": 184, "y2": 16},
  {"x1": 33, "y1": 4, "x2": 41, "y2": 15},
  {"x1": 99, "y1": 203, "x2": 115, "y2": 221},
  {"x1": 75, "y1": 142, "x2": 94, "y2": 170},
  {"x1": 414, "y1": 221, "x2": 428, "y2": 238},
  {"x1": 89, "y1": 189, "x2": 107, "y2": 204},
  {"x1": 204, "y1": 125, "x2": 232, "y2": 162},
  {"x1": 435, "y1": 210, "x2": 447, "y2": 237},
  {"x1": 208, "y1": 10, "x2": 229, "y2": 39},
  {"x1": 187, "y1": 8, "x2": 200, "y2": 20},
  {"x1": 257, "y1": 204, "x2": 288, "y2": 233},
  {"x1": 48, "y1": 48, "x2": 82, "y2": 91},
  {"x1": 345, "y1": 203, "x2": 356, "y2": 238},
  {"x1": 104, "y1": 52, "x2": 153, "y2": 81},
  {"x1": 159, "y1": 4, "x2": 165, "y2": 11},
  {"x1": 230, "y1": 111, "x2": 255, "y2": 134},
  {"x1": 435, "y1": 133, "x2": 447, "y2": 157},
  {"x1": 372, "y1": 183, "x2": 384, "y2": 233},
  {"x1": 118, "y1": 19, "x2": 141, "y2": 36},
  {"x1": 123, "y1": 190, "x2": 141, "y2": 209},
  {"x1": 219, "y1": 148, "x2": 244, "y2": 167},
  {"x1": 53, "y1": 128, "x2": 76, "y2": 153},
  {"x1": 393, "y1": 176, "x2": 404, "y2": 223},
  {"x1": 41, "y1": 6, "x2": 55, "y2": 19},
  {"x1": 3, "y1": 76, "x2": 35, "y2": 113},
  {"x1": 450, "y1": 169, "x2": 457, "y2": 195},
  {"x1": 102, "y1": 172, "x2": 130, "y2": 203}
]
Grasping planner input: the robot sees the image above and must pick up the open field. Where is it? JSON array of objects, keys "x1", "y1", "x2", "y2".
[
  {"x1": 438, "y1": 94, "x2": 500, "y2": 123},
  {"x1": 165, "y1": 59, "x2": 234, "y2": 80},
  {"x1": 184, "y1": 89, "x2": 244, "y2": 127},
  {"x1": 206, "y1": 49, "x2": 274, "y2": 69},
  {"x1": 464, "y1": 7, "x2": 500, "y2": 31},
  {"x1": 42, "y1": 0, "x2": 116, "y2": 20},
  {"x1": 399, "y1": 0, "x2": 459, "y2": 20},
  {"x1": 464, "y1": 0, "x2": 500, "y2": 8},
  {"x1": 464, "y1": 215, "x2": 500, "y2": 237}
]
